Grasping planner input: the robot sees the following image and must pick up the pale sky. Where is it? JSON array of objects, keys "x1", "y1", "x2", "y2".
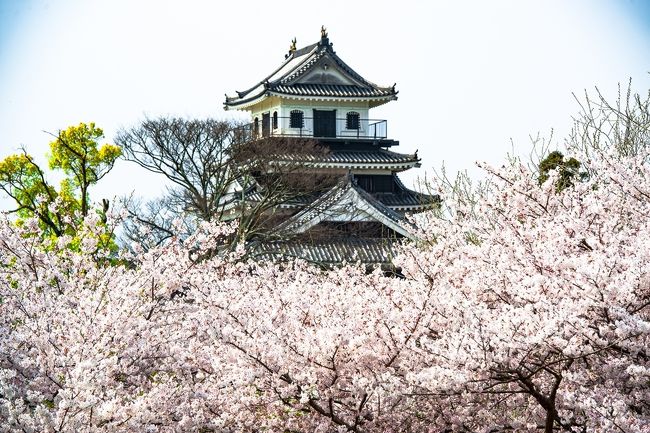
[{"x1": 1, "y1": 0, "x2": 649, "y2": 211}]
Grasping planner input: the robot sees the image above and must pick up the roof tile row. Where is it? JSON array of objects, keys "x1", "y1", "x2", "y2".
[
  {"x1": 273, "y1": 83, "x2": 394, "y2": 98},
  {"x1": 252, "y1": 238, "x2": 397, "y2": 264}
]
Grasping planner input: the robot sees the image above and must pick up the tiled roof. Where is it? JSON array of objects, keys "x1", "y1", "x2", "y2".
[
  {"x1": 331, "y1": 149, "x2": 416, "y2": 163},
  {"x1": 222, "y1": 170, "x2": 439, "y2": 214},
  {"x1": 353, "y1": 180, "x2": 410, "y2": 223},
  {"x1": 225, "y1": 36, "x2": 397, "y2": 109},
  {"x1": 276, "y1": 149, "x2": 419, "y2": 169},
  {"x1": 273, "y1": 84, "x2": 394, "y2": 98},
  {"x1": 375, "y1": 191, "x2": 437, "y2": 208},
  {"x1": 276, "y1": 175, "x2": 414, "y2": 238},
  {"x1": 278, "y1": 178, "x2": 351, "y2": 232},
  {"x1": 383, "y1": 175, "x2": 440, "y2": 210},
  {"x1": 250, "y1": 238, "x2": 398, "y2": 265}
]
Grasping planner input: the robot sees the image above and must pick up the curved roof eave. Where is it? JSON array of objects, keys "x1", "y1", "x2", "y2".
[
  {"x1": 224, "y1": 92, "x2": 397, "y2": 111},
  {"x1": 275, "y1": 92, "x2": 396, "y2": 101},
  {"x1": 307, "y1": 161, "x2": 420, "y2": 171},
  {"x1": 224, "y1": 91, "x2": 269, "y2": 111},
  {"x1": 224, "y1": 36, "x2": 398, "y2": 109}
]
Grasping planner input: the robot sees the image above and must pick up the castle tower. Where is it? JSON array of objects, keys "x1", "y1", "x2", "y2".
[{"x1": 223, "y1": 28, "x2": 437, "y2": 266}]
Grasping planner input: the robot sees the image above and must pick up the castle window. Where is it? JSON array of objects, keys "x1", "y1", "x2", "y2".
[
  {"x1": 346, "y1": 111, "x2": 360, "y2": 130},
  {"x1": 290, "y1": 110, "x2": 304, "y2": 128},
  {"x1": 272, "y1": 111, "x2": 278, "y2": 129},
  {"x1": 253, "y1": 117, "x2": 259, "y2": 136},
  {"x1": 356, "y1": 175, "x2": 395, "y2": 193}
]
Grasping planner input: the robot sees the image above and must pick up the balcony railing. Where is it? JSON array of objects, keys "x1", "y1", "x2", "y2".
[{"x1": 237, "y1": 117, "x2": 388, "y2": 141}]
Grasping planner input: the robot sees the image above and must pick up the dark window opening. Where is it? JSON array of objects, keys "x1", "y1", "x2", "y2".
[
  {"x1": 272, "y1": 111, "x2": 278, "y2": 129},
  {"x1": 346, "y1": 111, "x2": 360, "y2": 130},
  {"x1": 253, "y1": 117, "x2": 259, "y2": 136},
  {"x1": 355, "y1": 175, "x2": 395, "y2": 193},
  {"x1": 262, "y1": 112, "x2": 270, "y2": 137},
  {"x1": 290, "y1": 110, "x2": 304, "y2": 128},
  {"x1": 313, "y1": 109, "x2": 336, "y2": 137}
]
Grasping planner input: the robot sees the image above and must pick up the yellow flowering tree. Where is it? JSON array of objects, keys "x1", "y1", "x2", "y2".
[{"x1": 0, "y1": 123, "x2": 121, "y2": 250}]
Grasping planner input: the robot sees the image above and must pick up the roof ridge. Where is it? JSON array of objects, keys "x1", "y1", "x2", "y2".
[
  {"x1": 278, "y1": 48, "x2": 327, "y2": 84},
  {"x1": 269, "y1": 44, "x2": 321, "y2": 86},
  {"x1": 349, "y1": 181, "x2": 407, "y2": 222},
  {"x1": 275, "y1": 174, "x2": 417, "y2": 239},
  {"x1": 227, "y1": 43, "x2": 319, "y2": 100},
  {"x1": 225, "y1": 36, "x2": 398, "y2": 109},
  {"x1": 275, "y1": 175, "x2": 355, "y2": 233},
  {"x1": 281, "y1": 40, "x2": 378, "y2": 89},
  {"x1": 249, "y1": 237, "x2": 397, "y2": 265},
  {"x1": 292, "y1": 42, "x2": 319, "y2": 57}
]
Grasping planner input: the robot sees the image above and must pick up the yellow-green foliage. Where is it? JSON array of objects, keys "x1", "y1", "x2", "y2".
[
  {"x1": 0, "y1": 123, "x2": 122, "y2": 253},
  {"x1": 0, "y1": 154, "x2": 56, "y2": 219},
  {"x1": 49, "y1": 123, "x2": 121, "y2": 185}
]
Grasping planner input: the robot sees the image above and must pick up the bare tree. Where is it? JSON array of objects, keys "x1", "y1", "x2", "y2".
[
  {"x1": 568, "y1": 79, "x2": 650, "y2": 164},
  {"x1": 116, "y1": 118, "x2": 239, "y2": 220},
  {"x1": 116, "y1": 117, "x2": 335, "y2": 250},
  {"x1": 119, "y1": 194, "x2": 195, "y2": 249}
]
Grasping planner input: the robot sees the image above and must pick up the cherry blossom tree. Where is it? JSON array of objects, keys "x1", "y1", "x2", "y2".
[
  {"x1": 2, "y1": 89, "x2": 649, "y2": 432},
  {"x1": 0, "y1": 212, "x2": 423, "y2": 432},
  {"x1": 397, "y1": 149, "x2": 650, "y2": 432}
]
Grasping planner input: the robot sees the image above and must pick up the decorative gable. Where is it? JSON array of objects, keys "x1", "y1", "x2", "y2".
[
  {"x1": 224, "y1": 29, "x2": 397, "y2": 111},
  {"x1": 276, "y1": 175, "x2": 413, "y2": 239},
  {"x1": 291, "y1": 56, "x2": 364, "y2": 86}
]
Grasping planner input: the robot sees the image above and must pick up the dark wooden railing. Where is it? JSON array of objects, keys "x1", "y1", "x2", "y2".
[{"x1": 238, "y1": 117, "x2": 388, "y2": 140}]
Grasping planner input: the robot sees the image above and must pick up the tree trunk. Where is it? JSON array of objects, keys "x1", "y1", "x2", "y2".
[{"x1": 545, "y1": 406, "x2": 556, "y2": 433}]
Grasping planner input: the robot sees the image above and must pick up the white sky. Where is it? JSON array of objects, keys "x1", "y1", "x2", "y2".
[{"x1": 1, "y1": 0, "x2": 649, "y2": 211}]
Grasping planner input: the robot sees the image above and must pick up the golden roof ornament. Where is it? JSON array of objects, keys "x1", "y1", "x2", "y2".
[
  {"x1": 321, "y1": 25, "x2": 328, "y2": 39},
  {"x1": 289, "y1": 37, "x2": 297, "y2": 54}
]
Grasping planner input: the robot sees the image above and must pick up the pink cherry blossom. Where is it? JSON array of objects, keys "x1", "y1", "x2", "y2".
[{"x1": 1, "y1": 144, "x2": 648, "y2": 432}]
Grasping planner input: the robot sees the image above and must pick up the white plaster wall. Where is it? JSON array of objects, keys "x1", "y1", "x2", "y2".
[
  {"x1": 276, "y1": 99, "x2": 371, "y2": 137},
  {"x1": 246, "y1": 97, "x2": 394, "y2": 139}
]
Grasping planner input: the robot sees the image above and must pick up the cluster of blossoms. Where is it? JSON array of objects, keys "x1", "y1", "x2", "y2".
[{"x1": 1, "y1": 144, "x2": 648, "y2": 432}]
